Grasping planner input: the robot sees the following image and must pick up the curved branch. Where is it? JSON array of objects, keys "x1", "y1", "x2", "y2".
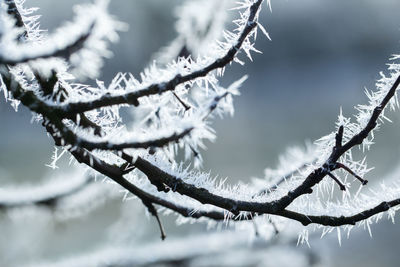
[
  {"x1": 77, "y1": 127, "x2": 194, "y2": 151},
  {"x1": 42, "y1": 116, "x2": 400, "y2": 229},
  {"x1": 0, "y1": 23, "x2": 94, "y2": 65},
  {"x1": 1, "y1": 73, "x2": 193, "y2": 152},
  {"x1": 275, "y1": 74, "x2": 400, "y2": 210},
  {"x1": 57, "y1": 0, "x2": 263, "y2": 115},
  {"x1": 0, "y1": 176, "x2": 92, "y2": 209},
  {"x1": 123, "y1": 155, "x2": 400, "y2": 227},
  {"x1": 64, "y1": 141, "x2": 231, "y2": 221},
  {"x1": 281, "y1": 199, "x2": 400, "y2": 226},
  {"x1": 134, "y1": 156, "x2": 281, "y2": 214}
]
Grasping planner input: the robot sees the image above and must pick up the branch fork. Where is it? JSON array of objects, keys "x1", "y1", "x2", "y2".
[{"x1": 323, "y1": 125, "x2": 369, "y2": 190}]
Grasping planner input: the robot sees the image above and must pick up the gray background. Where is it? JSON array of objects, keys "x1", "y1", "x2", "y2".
[{"x1": 1, "y1": 0, "x2": 400, "y2": 266}]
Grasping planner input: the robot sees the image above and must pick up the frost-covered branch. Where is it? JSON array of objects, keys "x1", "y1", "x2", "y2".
[
  {"x1": 3, "y1": 0, "x2": 400, "y2": 249},
  {"x1": 280, "y1": 199, "x2": 400, "y2": 226},
  {"x1": 0, "y1": 174, "x2": 92, "y2": 209},
  {"x1": 29, "y1": 230, "x2": 319, "y2": 267},
  {"x1": 132, "y1": 155, "x2": 400, "y2": 227},
  {"x1": 75, "y1": 127, "x2": 194, "y2": 151},
  {"x1": 4, "y1": 0, "x2": 27, "y2": 40},
  {"x1": 275, "y1": 74, "x2": 400, "y2": 211},
  {"x1": 53, "y1": 0, "x2": 264, "y2": 115},
  {"x1": 0, "y1": 23, "x2": 93, "y2": 65},
  {"x1": 254, "y1": 161, "x2": 313, "y2": 197}
]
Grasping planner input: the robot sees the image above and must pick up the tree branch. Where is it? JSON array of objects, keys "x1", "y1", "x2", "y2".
[
  {"x1": 274, "y1": 75, "x2": 400, "y2": 210},
  {"x1": 281, "y1": 199, "x2": 400, "y2": 226},
  {"x1": 0, "y1": 23, "x2": 94, "y2": 65},
  {"x1": 76, "y1": 127, "x2": 194, "y2": 151},
  {"x1": 0, "y1": 176, "x2": 92, "y2": 209},
  {"x1": 254, "y1": 161, "x2": 313, "y2": 197},
  {"x1": 54, "y1": 0, "x2": 263, "y2": 115},
  {"x1": 5, "y1": 0, "x2": 27, "y2": 40},
  {"x1": 43, "y1": 119, "x2": 400, "y2": 228}
]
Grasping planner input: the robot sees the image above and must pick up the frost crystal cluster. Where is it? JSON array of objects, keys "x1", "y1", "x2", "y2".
[{"x1": 1, "y1": 0, "x2": 400, "y2": 251}]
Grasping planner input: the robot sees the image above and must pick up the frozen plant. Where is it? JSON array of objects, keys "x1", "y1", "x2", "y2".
[{"x1": 1, "y1": 0, "x2": 400, "y2": 248}]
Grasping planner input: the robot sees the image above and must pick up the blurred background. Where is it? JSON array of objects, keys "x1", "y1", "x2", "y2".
[{"x1": 1, "y1": 0, "x2": 400, "y2": 266}]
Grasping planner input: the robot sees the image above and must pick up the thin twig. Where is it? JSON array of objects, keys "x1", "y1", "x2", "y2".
[
  {"x1": 142, "y1": 200, "x2": 167, "y2": 240},
  {"x1": 336, "y1": 162, "x2": 368, "y2": 185},
  {"x1": 254, "y1": 162, "x2": 313, "y2": 197},
  {"x1": 327, "y1": 172, "x2": 346, "y2": 191}
]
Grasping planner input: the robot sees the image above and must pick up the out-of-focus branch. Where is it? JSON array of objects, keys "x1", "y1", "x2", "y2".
[
  {"x1": 5, "y1": 0, "x2": 27, "y2": 40},
  {"x1": 0, "y1": 23, "x2": 94, "y2": 65},
  {"x1": 76, "y1": 127, "x2": 194, "y2": 151},
  {"x1": 254, "y1": 162, "x2": 312, "y2": 197},
  {"x1": 71, "y1": 113, "x2": 104, "y2": 137},
  {"x1": 0, "y1": 176, "x2": 92, "y2": 209}
]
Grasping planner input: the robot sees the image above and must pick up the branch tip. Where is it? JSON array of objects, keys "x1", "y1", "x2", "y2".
[
  {"x1": 142, "y1": 200, "x2": 167, "y2": 241},
  {"x1": 173, "y1": 92, "x2": 191, "y2": 111},
  {"x1": 327, "y1": 172, "x2": 346, "y2": 191},
  {"x1": 336, "y1": 163, "x2": 368, "y2": 186},
  {"x1": 335, "y1": 125, "x2": 344, "y2": 148}
]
